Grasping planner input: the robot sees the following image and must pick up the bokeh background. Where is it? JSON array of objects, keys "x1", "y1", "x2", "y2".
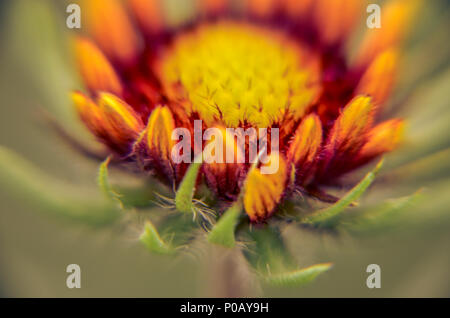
[{"x1": 0, "y1": 0, "x2": 449, "y2": 297}]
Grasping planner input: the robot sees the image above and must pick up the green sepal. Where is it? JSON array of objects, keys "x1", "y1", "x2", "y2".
[
  {"x1": 264, "y1": 263, "x2": 333, "y2": 287},
  {"x1": 140, "y1": 221, "x2": 175, "y2": 255},
  {"x1": 98, "y1": 157, "x2": 122, "y2": 203},
  {"x1": 243, "y1": 226, "x2": 332, "y2": 287},
  {"x1": 175, "y1": 161, "x2": 202, "y2": 214},
  {"x1": 207, "y1": 200, "x2": 243, "y2": 248},
  {"x1": 340, "y1": 190, "x2": 424, "y2": 233},
  {"x1": 140, "y1": 214, "x2": 198, "y2": 255},
  {"x1": 99, "y1": 158, "x2": 171, "y2": 209},
  {"x1": 0, "y1": 146, "x2": 120, "y2": 226},
  {"x1": 301, "y1": 159, "x2": 384, "y2": 227}
]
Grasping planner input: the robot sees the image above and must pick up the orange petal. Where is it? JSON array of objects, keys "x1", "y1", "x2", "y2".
[
  {"x1": 97, "y1": 92, "x2": 143, "y2": 142},
  {"x1": 356, "y1": 49, "x2": 399, "y2": 110},
  {"x1": 74, "y1": 36, "x2": 123, "y2": 96},
  {"x1": 146, "y1": 105, "x2": 176, "y2": 162},
  {"x1": 281, "y1": 0, "x2": 314, "y2": 19},
  {"x1": 243, "y1": 152, "x2": 288, "y2": 222},
  {"x1": 198, "y1": 0, "x2": 228, "y2": 15},
  {"x1": 359, "y1": 119, "x2": 405, "y2": 159},
  {"x1": 128, "y1": 0, "x2": 164, "y2": 34},
  {"x1": 203, "y1": 126, "x2": 245, "y2": 166},
  {"x1": 313, "y1": 0, "x2": 363, "y2": 45},
  {"x1": 326, "y1": 95, "x2": 374, "y2": 155},
  {"x1": 287, "y1": 114, "x2": 322, "y2": 170},
  {"x1": 245, "y1": 0, "x2": 277, "y2": 18},
  {"x1": 71, "y1": 91, "x2": 106, "y2": 138},
  {"x1": 357, "y1": 0, "x2": 422, "y2": 65},
  {"x1": 83, "y1": 0, "x2": 140, "y2": 65},
  {"x1": 203, "y1": 126, "x2": 245, "y2": 198}
]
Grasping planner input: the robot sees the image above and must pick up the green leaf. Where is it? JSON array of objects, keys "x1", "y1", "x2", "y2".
[
  {"x1": 207, "y1": 200, "x2": 242, "y2": 248},
  {"x1": 175, "y1": 161, "x2": 202, "y2": 214},
  {"x1": 243, "y1": 226, "x2": 332, "y2": 287},
  {"x1": 98, "y1": 159, "x2": 168, "y2": 209},
  {"x1": 341, "y1": 191, "x2": 424, "y2": 233},
  {"x1": 0, "y1": 146, "x2": 120, "y2": 226},
  {"x1": 140, "y1": 221, "x2": 175, "y2": 255},
  {"x1": 301, "y1": 159, "x2": 384, "y2": 227},
  {"x1": 244, "y1": 226, "x2": 296, "y2": 275},
  {"x1": 265, "y1": 263, "x2": 333, "y2": 287}
]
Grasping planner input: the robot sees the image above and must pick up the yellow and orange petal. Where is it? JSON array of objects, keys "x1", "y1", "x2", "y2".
[
  {"x1": 128, "y1": 0, "x2": 164, "y2": 34},
  {"x1": 357, "y1": 0, "x2": 422, "y2": 66},
  {"x1": 313, "y1": 0, "x2": 363, "y2": 45},
  {"x1": 281, "y1": 0, "x2": 314, "y2": 19},
  {"x1": 74, "y1": 37, "x2": 123, "y2": 96},
  {"x1": 203, "y1": 127, "x2": 245, "y2": 198},
  {"x1": 325, "y1": 95, "x2": 374, "y2": 156},
  {"x1": 198, "y1": 0, "x2": 228, "y2": 16},
  {"x1": 245, "y1": 0, "x2": 278, "y2": 18},
  {"x1": 72, "y1": 91, "x2": 106, "y2": 138},
  {"x1": 146, "y1": 105, "x2": 177, "y2": 162},
  {"x1": 97, "y1": 92, "x2": 143, "y2": 146},
  {"x1": 287, "y1": 114, "x2": 322, "y2": 181},
  {"x1": 356, "y1": 49, "x2": 399, "y2": 110},
  {"x1": 359, "y1": 119, "x2": 405, "y2": 160},
  {"x1": 243, "y1": 153, "x2": 288, "y2": 222},
  {"x1": 83, "y1": 0, "x2": 140, "y2": 65},
  {"x1": 72, "y1": 91, "x2": 143, "y2": 153}
]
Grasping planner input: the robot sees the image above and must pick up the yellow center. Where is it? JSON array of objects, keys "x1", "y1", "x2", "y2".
[{"x1": 159, "y1": 22, "x2": 320, "y2": 128}]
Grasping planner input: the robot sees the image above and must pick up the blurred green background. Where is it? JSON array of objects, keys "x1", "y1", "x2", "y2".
[{"x1": 0, "y1": 0, "x2": 449, "y2": 297}]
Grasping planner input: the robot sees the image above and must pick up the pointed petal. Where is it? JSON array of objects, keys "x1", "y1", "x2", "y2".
[
  {"x1": 358, "y1": 119, "x2": 405, "y2": 162},
  {"x1": 98, "y1": 93, "x2": 143, "y2": 132},
  {"x1": 128, "y1": 0, "x2": 164, "y2": 34},
  {"x1": 357, "y1": 0, "x2": 423, "y2": 65},
  {"x1": 287, "y1": 114, "x2": 322, "y2": 181},
  {"x1": 146, "y1": 105, "x2": 176, "y2": 162},
  {"x1": 203, "y1": 126, "x2": 245, "y2": 199},
  {"x1": 313, "y1": 0, "x2": 363, "y2": 45},
  {"x1": 326, "y1": 95, "x2": 374, "y2": 155},
  {"x1": 74, "y1": 37, "x2": 122, "y2": 96},
  {"x1": 72, "y1": 91, "x2": 107, "y2": 138},
  {"x1": 245, "y1": 0, "x2": 277, "y2": 18},
  {"x1": 243, "y1": 152, "x2": 289, "y2": 222},
  {"x1": 281, "y1": 0, "x2": 314, "y2": 19},
  {"x1": 83, "y1": 0, "x2": 140, "y2": 65},
  {"x1": 198, "y1": 0, "x2": 228, "y2": 16},
  {"x1": 97, "y1": 92, "x2": 143, "y2": 151},
  {"x1": 356, "y1": 49, "x2": 399, "y2": 110},
  {"x1": 318, "y1": 95, "x2": 374, "y2": 178}
]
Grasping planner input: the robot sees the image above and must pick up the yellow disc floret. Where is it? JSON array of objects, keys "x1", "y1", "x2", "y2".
[{"x1": 159, "y1": 22, "x2": 320, "y2": 128}]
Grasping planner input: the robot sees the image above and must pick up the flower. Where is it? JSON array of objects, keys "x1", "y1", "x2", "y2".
[{"x1": 71, "y1": 0, "x2": 418, "y2": 224}]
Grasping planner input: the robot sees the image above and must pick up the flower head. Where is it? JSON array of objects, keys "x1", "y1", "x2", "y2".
[{"x1": 71, "y1": 0, "x2": 418, "y2": 224}]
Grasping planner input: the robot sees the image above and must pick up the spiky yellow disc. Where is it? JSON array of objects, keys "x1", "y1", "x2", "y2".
[{"x1": 159, "y1": 22, "x2": 320, "y2": 128}]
